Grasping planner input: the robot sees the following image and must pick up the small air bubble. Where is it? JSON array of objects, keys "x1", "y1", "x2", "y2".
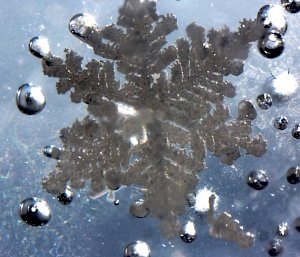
[
  {"x1": 282, "y1": 0, "x2": 300, "y2": 13},
  {"x1": 256, "y1": 93, "x2": 273, "y2": 110},
  {"x1": 43, "y1": 145, "x2": 61, "y2": 160},
  {"x1": 246, "y1": 170, "x2": 268, "y2": 190},
  {"x1": 124, "y1": 241, "x2": 151, "y2": 257},
  {"x1": 292, "y1": 124, "x2": 300, "y2": 139},
  {"x1": 274, "y1": 117, "x2": 288, "y2": 130},
  {"x1": 16, "y1": 84, "x2": 46, "y2": 115},
  {"x1": 180, "y1": 221, "x2": 197, "y2": 243},
  {"x1": 129, "y1": 199, "x2": 149, "y2": 218},
  {"x1": 293, "y1": 217, "x2": 300, "y2": 232},
  {"x1": 57, "y1": 186, "x2": 73, "y2": 205},
  {"x1": 114, "y1": 199, "x2": 120, "y2": 206},
  {"x1": 286, "y1": 166, "x2": 300, "y2": 184},
  {"x1": 19, "y1": 197, "x2": 51, "y2": 226},
  {"x1": 29, "y1": 36, "x2": 51, "y2": 59},
  {"x1": 238, "y1": 100, "x2": 257, "y2": 120},
  {"x1": 259, "y1": 31, "x2": 284, "y2": 59},
  {"x1": 267, "y1": 238, "x2": 283, "y2": 256}
]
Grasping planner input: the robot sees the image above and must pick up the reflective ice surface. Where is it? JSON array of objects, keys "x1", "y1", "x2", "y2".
[{"x1": 2, "y1": 0, "x2": 300, "y2": 256}]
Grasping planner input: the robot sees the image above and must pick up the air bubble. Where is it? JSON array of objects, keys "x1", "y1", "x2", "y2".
[
  {"x1": 124, "y1": 241, "x2": 151, "y2": 257},
  {"x1": 292, "y1": 124, "x2": 300, "y2": 139},
  {"x1": 257, "y1": 5, "x2": 287, "y2": 35},
  {"x1": 69, "y1": 13, "x2": 97, "y2": 39},
  {"x1": 267, "y1": 238, "x2": 283, "y2": 256},
  {"x1": 114, "y1": 199, "x2": 120, "y2": 206},
  {"x1": 29, "y1": 36, "x2": 51, "y2": 59},
  {"x1": 286, "y1": 166, "x2": 300, "y2": 184},
  {"x1": 273, "y1": 117, "x2": 288, "y2": 130},
  {"x1": 130, "y1": 199, "x2": 149, "y2": 218},
  {"x1": 180, "y1": 221, "x2": 197, "y2": 243},
  {"x1": 256, "y1": 93, "x2": 272, "y2": 110},
  {"x1": 57, "y1": 186, "x2": 73, "y2": 205},
  {"x1": 43, "y1": 145, "x2": 61, "y2": 160},
  {"x1": 293, "y1": 217, "x2": 300, "y2": 232},
  {"x1": 19, "y1": 197, "x2": 51, "y2": 226},
  {"x1": 246, "y1": 170, "x2": 268, "y2": 190},
  {"x1": 16, "y1": 84, "x2": 46, "y2": 115},
  {"x1": 238, "y1": 100, "x2": 257, "y2": 120},
  {"x1": 282, "y1": 0, "x2": 300, "y2": 13},
  {"x1": 258, "y1": 31, "x2": 284, "y2": 58}
]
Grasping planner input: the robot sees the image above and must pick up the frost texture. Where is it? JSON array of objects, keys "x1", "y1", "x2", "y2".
[{"x1": 41, "y1": 0, "x2": 266, "y2": 239}]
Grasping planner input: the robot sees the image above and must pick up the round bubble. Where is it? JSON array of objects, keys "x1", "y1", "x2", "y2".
[
  {"x1": 57, "y1": 186, "x2": 73, "y2": 205},
  {"x1": 69, "y1": 13, "x2": 97, "y2": 39},
  {"x1": 293, "y1": 217, "x2": 300, "y2": 232},
  {"x1": 246, "y1": 170, "x2": 268, "y2": 190},
  {"x1": 257, "y1": 5, "x2": 287, "y2": 35},
  {"x1": 29, "y1": 36, "x2": 51, "y2": 59},
  {"x1": 19, "y1": 197, "x2": 51, "y2": 226},
  {"x1": 124, "y1": 241, "x2": 151, "y2": 257},
  {"x1": 274, "y1": 116, "x2": 288, "y2": 130},
  {"x1": 238, "y1": 100, "x2": 257, "y2": 120},
  {"x1": 16, "y1": 84, "x2": 46, "y2": 115},
  {"x1": 282, "y1": 0, "x2": 300, "y2": 13},
  {"x1": 43, "y1": 145, "x2": 61, "y2": 160},
  {"x1": 114, "y1": 199, "x2": 120, "y2": 206},
  {"x1": 180, "y1": 221, "x2": 197, "y2": 243},
  {"x1": 256, "y1": 93, "x2": 272, "y2": 110},
  {"x1": 258, "y1": 31, "x2": 284, "y2": 59},
  {"x1": 130, "y1": 199, "x2": 149, "y2": 218},
  {"x1": 267, "y1": 238, "x2": 283, "y2": 256},
  {"x1": 292, "y1": 124, "x2": 300, "y2": 139},
  {"x1": 286, "y1": 166, "x2": 300, "y2": 184}
]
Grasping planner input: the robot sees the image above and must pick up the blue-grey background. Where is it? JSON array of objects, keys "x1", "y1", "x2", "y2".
[{"x1": 1, "y1": 0, "x2": 300, "y2": 256}]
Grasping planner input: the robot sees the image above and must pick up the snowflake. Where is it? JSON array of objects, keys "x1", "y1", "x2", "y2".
[{"x1": 40, "y1": 0, "x2": 266, "y2": 239}]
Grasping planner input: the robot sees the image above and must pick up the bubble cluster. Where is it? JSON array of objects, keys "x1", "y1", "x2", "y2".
[
  {"x1": 19, "y1": 197, "x2": 51, "y2": 226},
  {"x1": 246, "y1": 170, "x2": 268, "y2": 190},
  {"x1": 16, "y1": 84, "x2": 46, "y2": 115},
  {"x1": 57, "y1": 186, "x2": 74, "y2": 205},
  {"x1": 129, "y1": 199, "x2": 150, "y2": 218},
  {"x1": 286, "y1": 166, "x2": 300, "y2": 184},
  {"x1": 256, "y1": 93, "x2": 273, "y2": 110},
  {"x1": 180, "y1": 221, "x2": 197, "y2": 243},
  {"x1": 282, "y1": 0, "x2": 300, "y2": 13},
  {"x1": 273, "y1": 116, "x2": 288, "y2": 130},
  {"x1": 124, "y1": 241, "x2": 151, "y2": 257},
  {"x1": 267, "y1": 238, "x2": 283, "y2": 256},
  {"x1": 29, "y1": 36, "x2": 51, "y2": 59},
  {"x1": 43, "y1": 145, "x2": 61, "y2": 160}
]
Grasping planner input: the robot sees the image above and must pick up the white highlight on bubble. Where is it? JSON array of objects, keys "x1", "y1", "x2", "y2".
[{"x1": 194, "y1": 187, "x2": 219, "y2": 213}]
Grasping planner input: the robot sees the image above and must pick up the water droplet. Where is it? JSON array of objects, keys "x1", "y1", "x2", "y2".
[
  {"x1": 124, "y1": 241, "x2": 151, "y2": 257},
  {"x1": 69, "y1": 13, "x2": 97, "y2": 39},
  {"x1": 43, "y1": 145, "x2": 61, "y2": 160},
  {"x1": 257, "y1": 5, "x2": 287, "y2": 35},
  {"x1": 16, "y1": 84, "x2": 46, "y2": 115},
  {"x1": 29, "y1": 36, "x2": 51, "y2": 59},
  {"x1": 259, "y1": 31, "x2": 284, "y2": 58},
  {"x1": 267, "y1": 238, "x2": 283, "y2": 256},
  {"x1": 238, "y1": 100, "x2": 257, "y2": 120},
  {"x1": 282, "y1": 0, "x2": 300, "y2": 13},
  {"x1": 246, "y1": 170, "x2": 268, "y2": 190},
  {"x1": 286, "y1": 166, "x2": 300, "y2": 184},
  {"x1": 293, "y1": 217, "x2": 300, "y2": 232},
  {"x1": 180, "y1": 221, "x2": 197, "y2": 243},
  {"x1": 276, "y1": 222, "x2": 288, "y2": 236},
  {"x1": 130, "y1": 199, "x2": 149, "y2": 218},
  {"x1": 57, "y1": 186, "x2": 73, "y2": 205},
  {"x1": 256, "y1": 93, "x2": 273, "y2": 110},
  {"x1": 292, "y1": 124, "x2": 300, "y2": 139},
  {"x1": 274, "y1": 116, "x2": 288, "y2": 130},
  {"x1": 19, "y1": 197, "x2": 51, "y2": 226}
]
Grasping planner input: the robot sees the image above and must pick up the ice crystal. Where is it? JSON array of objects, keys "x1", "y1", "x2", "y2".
[{"x1": 41, "y1": 0, "x2": 266, "y2": 239}]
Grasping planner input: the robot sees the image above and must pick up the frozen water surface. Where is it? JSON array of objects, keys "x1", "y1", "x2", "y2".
[{"x1": 1, "y1": 0, "x2": 300, "y2": 256}]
